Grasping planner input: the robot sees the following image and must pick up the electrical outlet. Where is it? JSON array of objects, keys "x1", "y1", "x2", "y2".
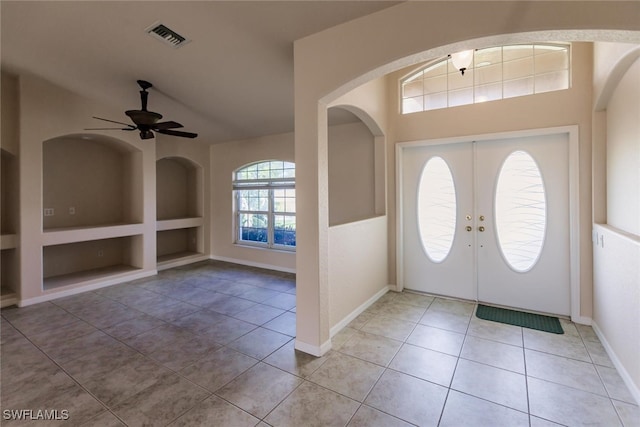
[
  {"x1": 97, "y1": 250, "x2": 104, "y2": 257},
  {"x1": 44, "y1": 208, "x2": 55, "y2": 217},
  {"x1": 69, "y1": 207, "x2": 75, "y2": 215}
]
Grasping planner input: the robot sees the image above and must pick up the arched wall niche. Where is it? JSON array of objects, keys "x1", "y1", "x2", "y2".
[
  {"x1": 293, "y1": 0, "x2": 640, "y2": 357},
  {"x1": 155, "y1": 155, "x2": 205, "y2": 267},
  {"x1": 42, "y1": 133, "x2": 144, "y2": 229},
  {"x1": 329, "y1": 104, "x2": 384, "y2": 137},
  {"x1": 156, "y1": 156, "x2": 203, "y2": 220},
  {"x1": 594, "y1": 44, "x2": 640, "y2": 111},
  {"x1": 327, "y1": 106, "x2": 385, "y2": 225}
]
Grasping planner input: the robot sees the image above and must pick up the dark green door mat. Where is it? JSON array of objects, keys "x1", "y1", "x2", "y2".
[{"x1": 476, "y1": 304, "x2": 564, "y2": 334}]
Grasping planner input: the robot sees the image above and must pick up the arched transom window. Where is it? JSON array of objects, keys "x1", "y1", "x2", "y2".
[
  {"x1": 402, "y1": 43, "x2": 570, "y2": 114},
  {"x1": 233, "y1": 160, "x2": 296, "y2": 249}
]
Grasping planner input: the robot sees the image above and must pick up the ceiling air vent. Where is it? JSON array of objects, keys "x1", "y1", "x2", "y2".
[{"x1": 146, "y1": 23, "x2": 190, "y2": 48}]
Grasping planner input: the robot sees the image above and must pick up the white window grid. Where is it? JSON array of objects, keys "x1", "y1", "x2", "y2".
[
  {"x1": 401, "y1": 43, "x2": 570, "y2": 114},
  {"x1": 233, "y1": 161, "x2": 296, "y2": 250}
]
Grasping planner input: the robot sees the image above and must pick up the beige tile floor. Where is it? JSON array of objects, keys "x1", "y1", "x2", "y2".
[{"x1": 1, "y1": 261, "x2": 638, "y2": 426}]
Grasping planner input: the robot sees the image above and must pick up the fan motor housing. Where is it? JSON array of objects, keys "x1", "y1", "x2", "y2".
[{"x1": 125, "y1": 110, "x2": 163, "y2": 125}]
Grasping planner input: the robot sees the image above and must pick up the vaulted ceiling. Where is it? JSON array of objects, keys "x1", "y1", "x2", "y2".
[{"x1": 1, "y1": 1, "x2": 399, "y2": 144}]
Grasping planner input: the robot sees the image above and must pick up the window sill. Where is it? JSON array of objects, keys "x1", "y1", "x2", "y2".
[{"x1": 234, "y1": 242, "x2": 296, "y2": 254}]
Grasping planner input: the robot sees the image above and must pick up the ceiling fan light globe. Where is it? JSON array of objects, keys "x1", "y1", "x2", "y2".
[
  {"x1": 451, "y1": 49, "x2": 474, "y2": 73},
  {"x1": 140, "y1": 130, "x2": 155, "y2": 139}
]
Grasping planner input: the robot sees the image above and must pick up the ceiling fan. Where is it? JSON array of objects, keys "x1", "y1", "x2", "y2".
[{"x1": 86, "y1": 80, "x2": 198, "y2": 140}]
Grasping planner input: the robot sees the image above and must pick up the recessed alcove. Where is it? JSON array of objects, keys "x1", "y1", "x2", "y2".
[
  {"x1": 42, "y1": 134, "x2": 143, "y2": 230},
  {"x1": 1, "y1": 149, "x2": 19, "y2": 306},
  {"x1": 156, "y1": 157, "x2": 201, "y2": 220},
  {"x1": 43, "y1": 236, "x2": 142, "y2": 291},
  {"x1": 39, "y1": 134, "x2": 145, "y2": 293},
  {"x1": 157, "y1": 227, "x2": 200, "y2": 263},
  {"x1": 327, "y1": 107, "x2": 384, "y2": 226},
  {"x1": 1, "y1": 149, "x2": 18, "y2": 236},
  {"x1": 156, "y1": 157, "x2": 204, "y2": 267}
]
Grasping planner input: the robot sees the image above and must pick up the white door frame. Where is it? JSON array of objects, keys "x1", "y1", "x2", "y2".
[{"x1": 396, "y1": 125, "x2": 582, "y2": 322}]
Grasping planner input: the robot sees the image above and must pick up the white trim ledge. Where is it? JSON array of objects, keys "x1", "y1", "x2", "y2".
[
  {"x1": 19, "y1": 270, "x2": 157, "y2": 307},
  {"x1": 210, "y1": 255, "x2": 295, "y2": 274},
  {"x1": 592, "y1": 320, "x2": 640, "y2": 406},
  {"x1": 295, "y1": 338, "x2": 332, "y2": 357},
  {"x1": 571, "y1": 315, "x2": 592, "y2": 326}
]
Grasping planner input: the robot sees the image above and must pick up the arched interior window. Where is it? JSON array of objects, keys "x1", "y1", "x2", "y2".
[
  {"x1": 233, "y1": 160, "x2": 296, "y2": 249},
  {"x1": 402, "y1": 43, "x2": 570, "y2": 114}
]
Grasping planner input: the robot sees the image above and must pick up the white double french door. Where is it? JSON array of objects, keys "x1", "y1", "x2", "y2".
[{"x1": 400, "y1": 132, "x2": 570, "y2": 316}]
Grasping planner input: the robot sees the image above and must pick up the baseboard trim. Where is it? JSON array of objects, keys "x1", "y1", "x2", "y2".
[
  {"x1": 18, "y1": 270, "x2": 157, "y2": 307},
  {"x1": 329, "y1": 285, "x2": 391, "y2": 338},
  {"x1": 592, "y1": 320, "x2": 640, "y2": 405},
  {"x1": 209, "y1": 255, "x2": 296, "y2": 274},
  {"x1": 571, "y1": 315, "x2": 592, "y2": 325},
  {"x1": 295, "y1": 338, "x2": 332, "y2": 357},
  {"x1": 157, "y1": 254, "x2": 209, "y2": 271}
]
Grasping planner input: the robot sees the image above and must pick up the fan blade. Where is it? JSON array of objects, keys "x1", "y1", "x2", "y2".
[
  {"x1": 92, "y1": 116, "x2": 136, "y2": 129},
  {"x1": 153, "y1": 121, "x2": 183, "y2": 130},
  {"x1": 84, "y1": 127, "x2": 136, "y2": 131},
  {"x1": 157, "y1": 129, "x2": 198, "y2": 139}
]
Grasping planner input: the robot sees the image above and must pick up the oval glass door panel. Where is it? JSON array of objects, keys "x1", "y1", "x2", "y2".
[
  {"x1": 417, "y1": 156, "x2": 457, "y2": 262},
  {"x1": 495, "y1": 150, "x2": 547, "y2": 272}
]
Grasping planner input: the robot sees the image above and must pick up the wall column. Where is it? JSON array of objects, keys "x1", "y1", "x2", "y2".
[{"x1": 294, "y1": 95, "x2": 331, "y2": 355}]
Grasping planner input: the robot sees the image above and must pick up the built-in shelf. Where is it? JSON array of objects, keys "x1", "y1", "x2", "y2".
[
  {"x1": 157, "y1": 217, "x2": 204, "y2": 231},
  {"x1": 1, "y1": 247, "x2": 18, "y2": 306},
  {"x1": 43, "y1": 235, "x2": 143, "y2": 292},
  {"x1": 1, "y1": 234, "x2": 17, "y2": 250},
  {"x1": 36, "y1": 135, "x2": 146, "y2": 298},
  {"x1": 42, "y1": 223, "x2": 144, "y2": 246},
  {"x1": 1, "y1": 286, "x2": 18, "y2": 308},
  {"x1": 43, "y1": 265, "x2": 142, "y2": 291},
  {"x1": 156, "y1": 157, "x2": 204, "y2": 270},
  {"x1": 43, "y1": 135, "x2": 143, "y2": 231},
  {"x1": 157, "y1": 227, "x2": 200, "y2": 261},
  {"x1": 157, "y1": 157, "x2": 201, "y2": 221}
]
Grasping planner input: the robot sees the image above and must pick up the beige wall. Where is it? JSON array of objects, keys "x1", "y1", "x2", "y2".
[
  {"x1": 293, "y1": 0, "x2": 640, "y2": 354},
  {"x1": 43, "y1": 137, "x2": 132, "y2": 228},
  {"x1": 605, "y1": 58, "x2": 640, "y2": 235},
  {"x1": 157, "y1": 158, "x2": 200, "y2": 220},
  {"x1": 592, "y1": 44, "x2": 640, "y2": 403},
  {"x1": 1, "y1": 150, "x2": 18, "y2": 234},
  {"x1": 1, "y1": 72, "x2": 19, "y2": 155},
  {"x1": 210, "y1": 132, "x2": 296, "y2": 272},
  {"x1": 329, "y1": 216, "x2": 388, "y2": 330},
  {"x1": 328, "y1": 121, "x2": 376, "y2": 226}
]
